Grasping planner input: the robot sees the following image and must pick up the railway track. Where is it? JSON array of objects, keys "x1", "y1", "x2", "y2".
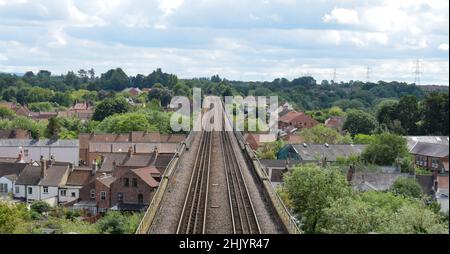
[
  {"x1": 176, "y1": 129, "x2": 212, "y2": 234},
  {"x1": 221, "y1": 130, "x2": 261, "y2": 234}
]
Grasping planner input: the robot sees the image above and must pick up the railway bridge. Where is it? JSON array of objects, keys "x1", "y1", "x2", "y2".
[{"x1": 136, "y1": 102, "x2": 300, "y2": 234}]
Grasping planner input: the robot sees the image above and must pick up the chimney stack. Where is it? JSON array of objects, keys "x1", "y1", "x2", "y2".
[
  {"x1": 17, "y1": 151, "x2": 25, "y2": 163},
  {"x1": 128, "y1": 146, "x2": 133, "y2": 157},
  {"x1": 92, "y1": 160, "x2": 98, "y2": 176},
  {"x1": 40, "y1": 156, "x2": 47, "y2": 179}
]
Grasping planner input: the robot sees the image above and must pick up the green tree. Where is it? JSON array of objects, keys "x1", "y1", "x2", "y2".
[
  {"x1": 0, "y1": 106, "x2": 15, "y2": 119},
  {"x1": 96, "y1": 112, "x2": 162, "y2": 134},
  {"x1": 301, "y1": 124, "x2": 352, "y2": 144},
  {"x1": 96, "y1": 212, "x2": 142, "y2": 234},
  {"x1": 421, "y1": 92, "x2": 449, "y2": 135},
  {"x1": 45, "y1": 117, "x2": 62, "y2": 139},
  {"x1": 147, "y1": 87, "x2": 173, "y2": 107},
  {"x1": 30, "y1": 201, "x2": 51, "y2": 214},
  {"x1": 0, "y1": 202, "x2": 30, "y2": 234},
  {"x1": 343, "y1": 109, "x2": 378, "y2": 136},
  {"x1": 283, "y1": 164, "x2": 351, "y2": 233},
  {"x1": 396, "y1": 95, "x2": 419, "y2": 134},
  {"x1": 93, "y1": 97, "x2": 130, "y2": 121},
  {"x1": 353, "y1": 134, "x2": 375, "y2": 144},
  {"x1": 362, "y1": 132, "x2": 408, "y2": 165},
  {"x1": 390, "y1": 177, "x2": 423, "y2": 199}
]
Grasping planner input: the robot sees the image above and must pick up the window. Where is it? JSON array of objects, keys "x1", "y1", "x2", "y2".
[
  {"x1": 71, "y1": 192, "x2": 76, "y2": 198},
  {"x1": 138, "y1": 194, "x2": 144, "y2": 204},
  {"x1": 90, "y1": 189, "x2": 95, "y2": 199},
  {"x1": 100, "y1": 191, "x2": 106, "y2": 200},
  {"x1": 15, "y1": 186, "x2": 19, "y2": 193},
  {"x1": 117, "y1": 192, "x2": 123, "y2": 203},
  {"x1": 98, "y1": 208, "x2": 107, "y2": 214},
  {"x1": 124, "y1": 178, "x2": 130, "y2": 187},
  {"x1": 60, "y1": 189, "x2": 66, "y2": 197},
  {"x1": 132, "y1": 178, "x2": 138, "y2": 187},
  {"x1": 43, "y1": 186, "x2": 49, "y2": 194},
  {"x1": 0, "y1": 183, "x2": 7, "y2": 193},
  {"x1": 28, "y1": 187, "x2": 33, "y2": 195}
]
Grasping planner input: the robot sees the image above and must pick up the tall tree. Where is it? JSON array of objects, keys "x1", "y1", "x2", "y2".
[
  {"x1": 343, "y1": 109, "x2": 378, "y2": 136},
  {"x1": 421, "y1": 92, "x2": 449, "y2": 135}
]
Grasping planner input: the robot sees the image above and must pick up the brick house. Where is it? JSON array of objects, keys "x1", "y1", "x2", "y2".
[
  {"x1": 410, "y1": 142, "x2": 449, "y2": 174},
  {"x1": 278, "y1": 111, "x2": 319, "y2": 131},
  {"x1": 0, "y1": 102, "x2": 32, "y2": 118},
  {"x1": 78, "y1": 174, "x2": 116, "y2": 214},
  {"x1": 110, "y1": 166, "x2": 160, "y2": 211}
]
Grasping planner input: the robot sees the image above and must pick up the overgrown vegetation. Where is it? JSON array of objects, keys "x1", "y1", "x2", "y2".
[{"x1": 279, "y1": 164, "x2": 448, "y2": 234}]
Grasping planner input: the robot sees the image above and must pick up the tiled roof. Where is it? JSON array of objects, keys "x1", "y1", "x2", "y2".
[
  {"x1": 0, "y1": 162, "x2": 28, "y2": 178},
  {"x1": 406, "y1": 136, "x2": 449, "y2": 151},
  {"x1": 97, "y1": 175, "x2": 116, "y2": 188},
  {"x1": 100, "y1": 154, "x2": 128, "y2": 172},
  {"x1": 15, "y1": 165, "x2": 42, "y2": 185},
  {"x1": 131, "y1": 167, "x2": 160, "y2": 188},
  {"x1": 279, "y1": 111, "x2": 305, "y2": 123},
  {"x1": 410, "y1": 142, "x2": 449, "y2": 158},
  {"x1": 0, "y1": 139, "x2": 79, "y2": 147},
  {"x1": 39, "y1": 165, "x2": 69, "y2": 187},
  {"x1": 66, "y1": 168, "x2": 94, "y2": 186},
  {"x1": 121, "y1": 154, "x2": 154, "y2": 168}
]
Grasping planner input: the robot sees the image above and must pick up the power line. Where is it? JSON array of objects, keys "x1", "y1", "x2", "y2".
[
  {"x1": 413, "y1": 59, "x2": 422, "y2": 85},
  {"x1": 366, "y1": 65, "x2": 371, "y2": 83},
  {"x1": 332, "y1": 68, "x2": 337, "y2": 84}
]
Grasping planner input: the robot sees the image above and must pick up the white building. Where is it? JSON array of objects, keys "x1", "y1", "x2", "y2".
[{"x1": 0, "y1": 139, "x2": 79, "y2": 165}]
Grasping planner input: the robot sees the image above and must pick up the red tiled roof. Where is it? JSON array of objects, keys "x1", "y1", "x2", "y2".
[
  {"x1": 131, "y1": 167, "x2": 160, "y2": 188},
  {"x1": 279, "y1": 111, "x2": 305, "y2": 123}
]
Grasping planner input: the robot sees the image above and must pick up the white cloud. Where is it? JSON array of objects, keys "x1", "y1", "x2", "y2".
[
  {"x1": 0, "y1": 0, "x2": 448, "y2": 85},
  {"x1": 323, "y1": 8, "x2": 360, "y2": 25},
  {"x1": 439, "y1": 43, "x2": 449, "y2": 51}
]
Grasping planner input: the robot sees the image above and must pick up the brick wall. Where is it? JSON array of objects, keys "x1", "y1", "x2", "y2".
[{"x1": 110, "y1": 170, "x2": 156, "y2": 207}]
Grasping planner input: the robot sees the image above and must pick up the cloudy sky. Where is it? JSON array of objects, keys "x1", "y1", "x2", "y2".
[{"x1": 0, "y1": 0, "x2": 448, "y2": 85}]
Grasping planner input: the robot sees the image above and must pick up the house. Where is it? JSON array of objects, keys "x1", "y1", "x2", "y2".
[
  {"x1": 60, "y1": 164, "x2": 97, "y2": 205},
  {"x1": 406, "y1": 136, "x2": 449, "y2": 151},
  {"x1": 77, "y1": 173, "x2": 116, "y2": 214},
  {"x1": 29, "y1": 111, "x2": 58, "y2": 122},
  {"x1": 0, "y1": 139, "x2": 79, "y2": 165},
  {"x1": 110, "y1": 166, "x2": 160, "y2": 211},
  {"x1": 14, "y1": 157, "x2": 71, "y2": 205},
  {"x1": 122, "y1": 87, "x2": 142, "y2": 96},
  {"x1": 410, "y1": 142, "x2": 449, "y2": 174},
  {"x1": 14, "y1": 164, "x2": 43, "y2": 203},
  {"x1": 277, "y1": 143, "x2": 366, "y2": 162},
  {"x1": 0, "y1": 102, "x2": 32, "y2": 118},
  {"x1": 325, "y1": 116, "x2": 347, "y2": 133},
  {"x1": 278, "y1": 111, "x2": 319, "y2": 131},
  {"x1": 259, "y1": 159, "x2": 302, "y2": 187},
  {"x1": 37, "y1": 161, "x2": 70, "y2": 206},
  {"x1": 0, "y1": 159, "x2": 28, "y2": 195},
  {"x1": 58, "y1": 101, "x2": 94, "y2": 122},
  {"x1": 243, "y1": 133, "x2": 277, "y2": 150},
  {"x1": 78, "y1": 131, "x2": 184, "y2": 165}
]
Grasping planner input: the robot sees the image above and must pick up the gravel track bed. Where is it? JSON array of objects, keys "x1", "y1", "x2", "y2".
[
  {"x1": 226, "y1": 131, "x2": 286, "y2": 234},
  {"x1": 149, "y1": 131, "x2": 201, "y2": 234}
]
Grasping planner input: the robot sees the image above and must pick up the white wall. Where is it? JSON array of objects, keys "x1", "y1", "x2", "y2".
[
  {"x1": 14, "y1": 184, "x2": 25, "y2": 199},
  {"x1": 40, "y1": 186, "x2": 59, "y2": 203},
  {"x1": 58, "y1": 187, "x2": 80, "y2": 203},
  {"x1": 0, "y1": 146, "x2": 79, "y2": 165},
  {"x1": 17, "y1": 185, "x2": 40, "y2": 202},
  {"x1": 0, "y1": 177, "x2": 14, "y2": 193}
]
